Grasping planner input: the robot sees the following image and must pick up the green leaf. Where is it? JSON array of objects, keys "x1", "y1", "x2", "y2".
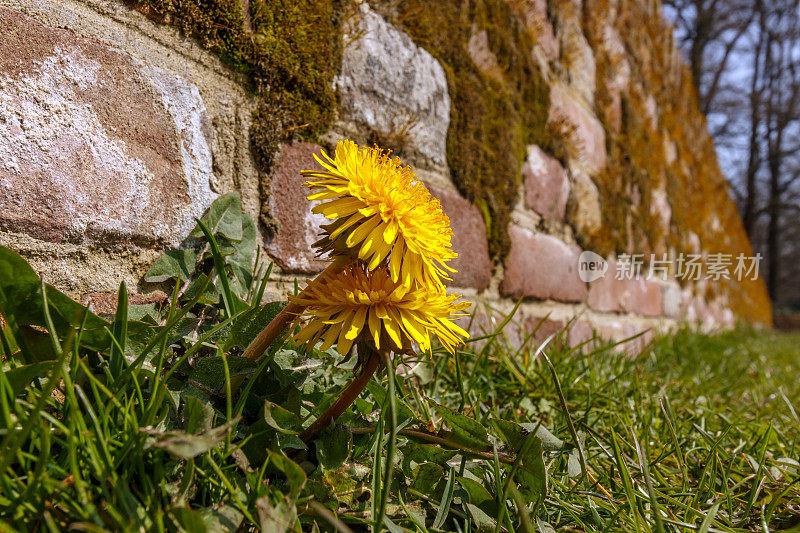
[
  {"x1": 0, "y1": 519, "x2": 20, "y2": 533},
  {"x1": 199, "y1": 505, "x2": 244, "y2": 533},
  {"x1": 47, "y1": 289, "x2": 109, "y2": 351},
  {"x1": 698, "y1": 502, "x2": 721, "y2": 533},
  {"x1": 188, "y1": 356, "x2": 257, "y2": 395},
  {"x1": 267, "y1": 450, "x2": 307, "y2": 498},
  {"x1": 3, "y1": 361, "x2": 54, "y2": 396},
  {"x1": 411, "y1": 462, "x2": 445, "y2": 499},
  {"x1": 520, "y1": 421, "x2": 564, "y2": 451},
  {"x1": 466, "y1": 503, "x2": 496, "y2": 532},
  {"x1": 491, "y1": 418, "x2": 564, "y2": 452},
  {"x1": 515, "y1": 437, "x2": 547, "y2": 503},
  {"x1": 366, "y1": 381, "x2": 415, "y2": 423},
  {"x1": 457, "y1": 477, "x2": 494, "y2": 508},
  {"x1": 315, "y1": 424, "x2": 352, "y2": 470},
  {"x1": 236, "y1": 214, "x2": 257, "y2": 261},
  {"x1": 383, "y1": 516, "x2": 404, "y2": 533},
  {"x1": 222, "y1": 302, "x2": 287, "y2": 352},
  {"x1": 143, "y1": 416, "x2": 240, "y2": 459},
  {"x1": 228, "y1": 215, "x2": 257, "y2": 298},
  {"x1": 183, "y1": 273, "x2": 220, "y2": 305},
  {"x1": 402, "y1": 443, "x2": 458, "y2": 468},
  {"x1": 491, "y1": 419, "x2": 548, "y2": 502},
  {"x1": 354, "y1": 397, "x2": 373, "y2": 415},
  {"x1": 144, "y1": 249, "x2": 197, "y2": 282},
  {"x1": 184, "y1": 395, "x2": 215, "y2": 434},
  {"x1": 432, "y1": 402, "x2": 490, "y2": 450},
  {"x1": 128, "y1": 303, "x2": 159, "y2": 323},
  {"x1": 190, "y1": 192, "x2": 243, "y2": 242},
  {"x1": 240, "y1": 418, "x2": 278, "y2": 466},
  {"x1": 194, "y1": 217, "x2": 238, "y2": 317},
  {"x1": 323, "y1": 467, "x2": 359, "y2": 506},
  {"x1": 109, "y1": 282, "x2": 128, "y2": 378},
  {"x1": 0, "y1": 245, "x2": 39, "y2": 290},
  {"x1": 263, "y1": 400, "x2": 301, "y2": 434},
  {"x1": 411, "y1": 360, "x2": 434, "y2": 384},
  {"x1": 15, "y1": 327, "x2": 59, "y2": 362},
  {"x1": 256, "y1": 496, "x2": 297, "y2": 532},
  {"x1": 397, "y1": 493, "x2": 427, "y2": 531},
  {"x1": 0, "y1": 247, "x2": 109, "y2": 355},
  {"x1": 0, "y1": 315, "x2": 18, "y2": 357},
  {"x1": 611, "y1": 429, "x2": 640, "y2": 519},
  {"x1": 169, "y1": 507, "x2": 208, "y2": 533}
]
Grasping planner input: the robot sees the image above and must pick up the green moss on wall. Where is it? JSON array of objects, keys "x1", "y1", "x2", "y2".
[
  {"x1": 248, "y1": 0, "x2": 348, "y2": 168},
  {"x1": 126, "y1": 0, "x2": 254, "y2": 70},
  {"x1": 370, "y1": 0, "x2": 561, "y2": 261},
  {"x1": 128, "y1": 0, "x2": 348, "y2": 225}
]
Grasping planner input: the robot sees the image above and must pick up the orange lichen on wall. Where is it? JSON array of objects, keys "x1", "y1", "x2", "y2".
[{"x1": 582, "y1": 0, "x2": 771, "y2": 323}]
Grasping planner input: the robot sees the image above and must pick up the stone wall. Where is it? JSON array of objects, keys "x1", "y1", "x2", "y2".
[{"x1": 0, "y1": 0, "x2": 771, "y2": 352}]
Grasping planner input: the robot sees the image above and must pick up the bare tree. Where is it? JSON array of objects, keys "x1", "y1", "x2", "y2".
[
  {"x1": 663, "y1": 0, "x2": 754, "y2": 114},
  {"x1": 742, "y1": 0, "x2": 765, "y2": 236},
  {"x1": 761, "y1": 0, "x2": 800, "y2": 300},
  {"x1": 664, "y1": 0, "x2": 800, "y2": 307}
]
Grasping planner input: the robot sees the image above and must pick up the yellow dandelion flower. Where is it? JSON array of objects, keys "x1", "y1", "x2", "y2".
[
  {"x1": 303, "y1": 140, "x2": 457, "y2": 289},
  {"x1": 290, "y1": 262, "x2": 470, "y2": 356}
]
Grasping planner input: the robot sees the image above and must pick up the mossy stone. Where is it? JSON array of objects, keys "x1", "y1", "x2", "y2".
[
  {"x1": 371, "y1": 0, "x2": 564, "y2": 261},
  {"x1": 130, "y1": 0, "x2": 350, "y2": 228}
]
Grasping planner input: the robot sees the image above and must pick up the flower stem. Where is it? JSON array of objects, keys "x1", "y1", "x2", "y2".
[
  {"x1": 350, "y1": 426, "x2": 516, "y2": 464},
  {"x1": 375, "y1": 350, "x2": 397, "y2": 532},
  {"x1": 299, "y1": 350, "x2": 382, "y2": 442},
  {"x1": 241, "y1": 301, "x2": 303, "y2": 361},
  {"x1": 242, "y1": 261, "x2": 347, "y2": 361}
]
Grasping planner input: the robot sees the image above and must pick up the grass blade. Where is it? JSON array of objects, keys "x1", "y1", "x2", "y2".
[
  {"x1": 195, "y1": 217, "x2": 236, "y2": 318},
  {"x1": 433, "y1": 466, "x2": 456, "y2": 529},
  {"x1": 0, "y1": 283, "x2": 69, "y2": 475},
  {"x1": 610, "y1": 428, "x2": 642, "y2": 530},
  {"x1": 697, "y1": 501, "x2": 720, "y2": 533},
  {"x1": 739, "y1": 424, "x2": 771, "y2": 525},
  {"x1": 632, "y1": 431, "x2": 665, "y2": 533},
  {"x1": 109, "y1": 282, "x2": 128, "y2": 379}
]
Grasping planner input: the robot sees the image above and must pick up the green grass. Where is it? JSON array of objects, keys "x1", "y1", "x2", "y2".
[{"x1": 1, "y1": 195, "x2": 798, "y2": 531}]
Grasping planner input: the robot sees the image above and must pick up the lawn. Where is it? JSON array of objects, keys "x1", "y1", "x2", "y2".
[{"x1": 0, "y1": 198, "x2": 798, "y2": 531}]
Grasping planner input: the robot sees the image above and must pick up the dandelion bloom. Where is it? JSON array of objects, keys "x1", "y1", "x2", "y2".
[
  {"x1": 303, "y1": 141, "x2": 457, "y2": 289},
  {"x1": 290, "y1": 263, "x2": 469, "y2": 356}
]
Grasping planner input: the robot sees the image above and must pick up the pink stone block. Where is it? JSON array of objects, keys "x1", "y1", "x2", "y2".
[
  {"x1": 523, "y1": 146, "x2": 569, "y2": 220},
  {"x1": 500, "y1": 225, "x2": 586, "y2": 302},
  {"x1": 430, "y1": 186, "x2": 493, "y2": 291}
]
